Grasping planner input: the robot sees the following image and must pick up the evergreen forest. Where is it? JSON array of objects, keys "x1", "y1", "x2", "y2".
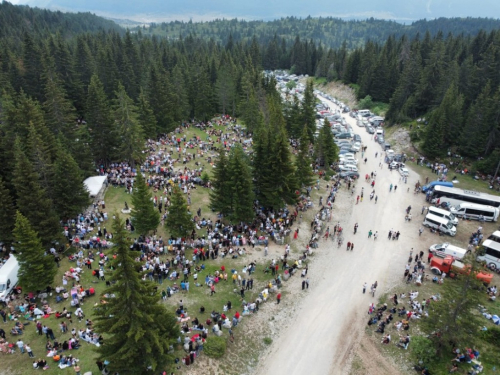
[{"x1": 1, "y1": 2, "x2": 500, "y2": 251}]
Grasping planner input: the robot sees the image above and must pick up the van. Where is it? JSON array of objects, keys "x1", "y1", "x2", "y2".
[
  {"x1": 487, "y1": 231, "x2": 500, "y2": 244},
  {"x1": 421, "y1": 180, "x2": 454, "y2": 193},
  {"x1": 358, "y1": 109, "x2": 371, "y2": 117},
  {"x1": 423, "y1": 214, "x2": 457, "y2": 236},
  {"x1": 477, "y1": 240, "x2": 500, "y2": 271},
  {"x1": 0, "y1": 255, "x2": 19, "y2": 302},
  {"x1": 428, "y1": 243, "x2": 467, "y2": 260},
  {"x1": 449, "y1": 203, "x2": 499, "y2": 222},
  {"x1": 428, "y1": 206, "x2": 459, "y2": 225},
  {"x1": 376, "y1": 128, "x2": 384, "y2": 136}
]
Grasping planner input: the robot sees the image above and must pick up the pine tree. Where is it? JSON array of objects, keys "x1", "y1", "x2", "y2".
[
  {"x1": 301, "y1": 79, "x2": 316, "y2": 142},
  {"x1": 12, "y1": 140, "x2": 61, "y2": 248},
  {"x1": 422, "y1": 83, "x2": 463, "y2": 158},
  {"x1": 42, "y1": 55, "x2": 76, "y2": 137},
  {"x1": 131, "y1": 172, "x2": 160, "y2": 236},
  {"x1": 240, "y1": 88, "x2": 261, "y2": 133},
  {"x1": 420, "y1": 254, "x2": 483, "y2": 358},
  {"x1": 94, "y1": 215, "x2": 178, "y2": 374},
  {"x1": 209, "y1": 148, "x2": 231, "y2": 216},
  {"x1": 137, "y1": 88, "x2": 158, "y2": 138},
  {"x1": 0, "y1": 178, "x2": 16, "y2": 247},
  {"x1": 227, "y1": 145, "x2": 254, "y2": 223},
  {"x1": 86, "y1": 74, "x2": 117, "y2": 164},
  {"x1": 295, "y1": 125, "x2": 315, "y2": 188},
  {"x1": 315, "y1": 119, "x2": 339, "y2": 167},
  {"x1": 13, "y1": 211, "x2": 57, "y2": 291},
  {"x1": 165, "y1": 186, "x2": 195, "y2": 239},
  {"x1": 112, "y1": 82, "x2": 145, "y2": 167},
  {"x1": 51, "y1": 144, "x2": 90, "y2": 219}
]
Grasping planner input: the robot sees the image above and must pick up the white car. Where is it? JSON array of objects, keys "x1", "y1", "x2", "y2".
[
  {"x1": 338, "y1": 165, "x2": 358, "y2": 172},
  {"x1": 399, "y1": 167, "x2": 409, "y2": 177}
]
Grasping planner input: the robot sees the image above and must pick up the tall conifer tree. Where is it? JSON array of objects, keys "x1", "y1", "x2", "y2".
[
  {"x1": 94, "y1": 216, "x2": 178, "y2": 374},
  {"x1": 13, "y1": 211, "x2": 57, "y2": 291},
  {"x1": 131, "y1": 172, "x2": 160, "y2": 236},
  {"x1": 165, "y1": 186, "x2": 195, "y2": 239}
]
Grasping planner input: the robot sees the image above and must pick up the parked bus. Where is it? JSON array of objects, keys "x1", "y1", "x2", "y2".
[
  {"x1": 450, "y1": 203, "x2": 499, "y2": 222},
  {"x1": 477, "y1": 239, "x2": 500, "y2": 271},
  {"x1": 432, "y1": 186, "x2": 500, "y2": 208},
  {"x1": 487, "y1": 231, "x2": 500, "y2": 244}
]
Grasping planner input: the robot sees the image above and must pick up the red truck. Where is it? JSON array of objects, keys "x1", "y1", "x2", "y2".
[{"x1": 430, "y1": 255, "x2": 493, "y2": 284}]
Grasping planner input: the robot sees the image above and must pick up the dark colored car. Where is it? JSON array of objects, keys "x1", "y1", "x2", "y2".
[{"x1": 339, "y1": 171, "x2": 360, "y2": 179}]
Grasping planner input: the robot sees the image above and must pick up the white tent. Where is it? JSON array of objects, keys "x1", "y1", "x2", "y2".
[{"x1": 83, "y1": 176, "x2": 107, "y2": 198}]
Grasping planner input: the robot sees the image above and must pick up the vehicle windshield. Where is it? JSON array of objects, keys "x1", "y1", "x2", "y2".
[
  {"x1": 0, "y1": 284, "x2": 5, "y2": 292},
  {"x1": 447, "y1": 223, "x2": 455, "y2": 230}
]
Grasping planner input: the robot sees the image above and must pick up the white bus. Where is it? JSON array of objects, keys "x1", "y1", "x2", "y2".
[
  {"x1": 450, "y1": 203, "x2": 499, "y2": 222},
  {"x1": 477, "y1": 239, "x2": 500, "y2": 271},
  {"x1": 432, "y1": 186, "x2": 500, "y2": 208},
  {"x1": 487, "y1": 231, "x2": 500, "y2": 244}
]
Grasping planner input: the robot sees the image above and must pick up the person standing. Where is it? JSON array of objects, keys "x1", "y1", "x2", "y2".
[
  {"x1": 302, "y1": 280, "x2": 306, "y2": 290},
  {"x1": 354, "y1": 223, "x2": 358, "y2": 234},
  {"x1": 346, "y1": 241, "x2": 351, "y2": 251},
  {"x1": 363, "y1": 282, "x2": 367, "y2": 294},
  {"x1": 305, "y1": 278, "x2": 309, "y2": 289},
  {"x1": 419, "y1": 227, "x2": 424, "y2": 236},
  {"x1": 373, "y1": 231, "x2": 378, "y2": 240},
  {"x1": 16, "y1": 339, "x2": 25, "y2": 353},
  {"x1": 276, "y1": 293, "x2": 281, "y2": 304},
  {"x1": 26, "y1": 344, "x2": 34, "y2": 358},
  {"x1": 210, "y1": 284, "x2": 216, "y2": 296},
  {"x1": 350, "y1": 243, "x2": 354, "y2": 251},
  {"x1": 368, "y1": 230, "x2": 373, "y2": 238}
]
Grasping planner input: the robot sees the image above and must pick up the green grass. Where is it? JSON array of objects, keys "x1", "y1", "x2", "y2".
[
  {"x1": 406, "y1": 161, "x2": 500, "y2": 196},
  {"x1": 367, "y1": 273, "x2": 500, "y2": 375},
  {"x1": 4, "y1": 121, "x2": 314, "y2": 374}
]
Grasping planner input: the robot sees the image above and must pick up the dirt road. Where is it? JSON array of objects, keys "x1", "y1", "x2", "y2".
[{"x1": 255, "y1": 99, "x2": 427, "y2": 375}]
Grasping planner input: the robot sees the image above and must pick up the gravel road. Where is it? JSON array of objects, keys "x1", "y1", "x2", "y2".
[{"x1": 255, "y1": 98, "x2": 427, "y2": 375}]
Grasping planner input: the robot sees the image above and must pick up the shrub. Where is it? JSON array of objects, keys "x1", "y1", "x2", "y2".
[
  {"x1": 204, "y1": 336, "x2": 227, "y2": 358},
  {"x1": 482, "y1": 326, "x2": 500, "y2": 345},
  {"x1": 263, "y1": 337, "x2": 273, "y2": 345},
  {"x1": 201, "y1": 171, "x2": 210, "y2": 184},
  {"x1": 410, "y1": 336, "x2": 436, "y2": 364}
]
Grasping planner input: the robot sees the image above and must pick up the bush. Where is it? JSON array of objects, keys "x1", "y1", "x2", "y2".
[
  {"x1": 263, "y1": 337, "x2": 273, "y2": 345},
  {"x1": 410, "y1": 336, "x2": 436, "y2": 364},
  {"x1": 482, "y1": 326, "x2": 500, "y2": 345},
  {"x1": 201, "y1": 171, "x2": 210, "y2": 184},
  {"x1": 324, "y1": 169, "x2": 335, "y2": 180},
  {"x1": 204, "y1": 336, "x2": 227, "y2": 358}
]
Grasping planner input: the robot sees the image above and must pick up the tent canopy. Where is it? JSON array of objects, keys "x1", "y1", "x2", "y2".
[{"x1": 83, "y1": 176, "x2": 107, "y2": 197}]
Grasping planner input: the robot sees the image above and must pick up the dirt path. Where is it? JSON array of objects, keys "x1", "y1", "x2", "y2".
[{"x1": 254, "y1": 98, "x2": 426, "y2": 375}]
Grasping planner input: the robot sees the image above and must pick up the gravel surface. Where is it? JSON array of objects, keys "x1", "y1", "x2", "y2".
[{"x1": 255, "y1": 98, "x2": 426, "y2": 375}]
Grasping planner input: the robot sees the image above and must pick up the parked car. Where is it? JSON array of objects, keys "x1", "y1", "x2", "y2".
[
  {"x1": 399, "y1": 167, "x2": 410, "y2": 177},
  {"x1": 366, "y1": 126, "x2": 375, "y2": 134},
  {"x1": 377, "y1": 136, "x2": 385, "y2": 144},
  {"x1": 338, "y1": 165, "x2": 359, "y2": 173},
  {"x1": 353, "y1": 134, "x2": 361, "y2": 142},
  {"x1": 339, "y1": 171, "x2": 360, "y2": 179}
]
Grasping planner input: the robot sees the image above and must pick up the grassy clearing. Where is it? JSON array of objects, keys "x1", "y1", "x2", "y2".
[
  {"x1": 367, "y1": 273, "x2": 500, "y2": 374},
  {"x1": 404, "y1": 161, "x2": 500, "y2": 196},
  {"x1": 4, "y1": 122, "x2": 315, "y2": 374}
]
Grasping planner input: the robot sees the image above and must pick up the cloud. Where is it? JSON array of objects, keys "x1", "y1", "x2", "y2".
[{"x1": 426, "y1": 0, "x2": 433, "y2": 14}]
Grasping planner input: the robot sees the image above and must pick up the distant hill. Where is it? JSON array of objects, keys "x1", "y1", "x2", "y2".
[
  {"x1": 0, "y1": 1, "x2": 121, "y2": 41},
  {"x1": 139, "y1": 16, "x2": 500, "y2": 48}
]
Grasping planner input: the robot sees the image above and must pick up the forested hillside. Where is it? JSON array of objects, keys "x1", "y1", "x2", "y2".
[
  {"x1": 0, "y1": 1, "x2": 122, "y2": 40},
  {"x1": 1, "y1": 1, "x2": 500, "y2": 250},
  {"x1": 141, "y1": 16, "x2": 500, "y2": 49},
  {"x1": 330, "y1": 30, "x2": 500, "y2": 166}
]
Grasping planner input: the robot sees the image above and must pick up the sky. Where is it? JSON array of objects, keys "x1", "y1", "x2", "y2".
[{"x1": 7, "y1": 0, "x2": 500, "y2": 23}]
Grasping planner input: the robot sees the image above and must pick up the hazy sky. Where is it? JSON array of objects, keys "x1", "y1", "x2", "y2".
[{"x1": 8, "y1": 0, "x2": 500, "y2": 22}]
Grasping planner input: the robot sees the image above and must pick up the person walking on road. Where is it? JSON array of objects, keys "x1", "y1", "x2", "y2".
[
  {"x1": 389, "y1": 184, "x2": 393, "y2": 192},
  {"x1": 350, "y1": 243, "x2": 354, "y2": 251},
  {"x1": 373, "y1": 231, "x2": 378, "y2": 240},
  {"x1": 276, "y1": 293, "x2": 281, "y2": 304},
  {"x1": 363, "y1": 282, "x2": 367, "y2": 294},
  {"x1": 354, "y1": 223, "x2": 358, "y2": 234},
  {"x1": 368, "y1": 230, "x2": 373, "y2": 238}
]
